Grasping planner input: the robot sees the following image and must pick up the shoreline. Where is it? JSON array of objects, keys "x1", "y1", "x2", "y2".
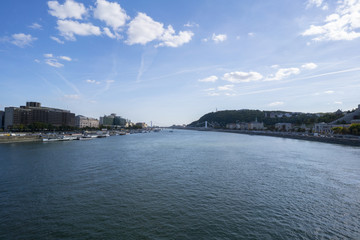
[{"x1": 180, "y1": 127, "x2": 360, "y2": 147}]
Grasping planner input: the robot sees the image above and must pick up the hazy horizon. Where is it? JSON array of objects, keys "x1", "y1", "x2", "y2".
[{"x1": 1, "y1": 0, "x2": 360, "y2": 126}]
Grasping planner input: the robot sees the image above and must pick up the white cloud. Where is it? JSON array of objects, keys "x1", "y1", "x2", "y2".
[
  {"x1": 198, "y1": 75, "x2": 218, "y2": 82},
  {"x1": 271, "y1": 64, "x2": 280, "y2": 69},
  {"x1": 86, "y1": 79, "x2": 101, "y2": 84},
  {"x1": 184, "y1": 22, "x2": 199, "y2": 27},
  {"x1": 306, "y1": 0, "x2": 324, "y2": 8},
  {"x1": 207, "y1": 92, "x2": 220, "y2": 96},
  {"x1": 126, "y1": 12, "x2": 193, "y2": 47},
  {"x1": 45, "y1": 59, "x2": 64, "y2": 68},
  {"x1": 93, "y1": 0, "x2": 129, "y2": 31},
  {"x1": 157, "y1": 25, "x2": 193, "y2": 47},
  {"x1": 34, "y1": 59, "x2": 40, "y2": 63},
  {"x1": 203, "y1": 88, "x2": 216, "y2": 91},
  {"x1": 57, "y1": 20, "x2": 102, "y2": 40},
  {"x1": 301, "y1": 62, "x2": 318, "y2": 69},
  {"x1": 324, "y1": 90, "x2": 335, "y2": 94},
  {"x1": 11, "y1": 33, "x2": 37, "y2": 47},
  {"x1": 50, "y1": 36, "x2": 65, "y2": 44},
  {"x1": 212, "y1": 33, "x2": 227, "y2": 43},
  {"x1": 265, "y1": 68, "x2": 300, "y2": 81},
  {"x1": 303, "y1": 0, "x2": 360, "y2": 41},
  {"x1": 103, "y1": 27, "x2": 116, "y2": 39},
  {"x1": 126, "y1": 13, "x2": 164, "y2": 45},
  {"x1": 64, "y1": 94, "x2": 80, "y2": 99},
  {"x1": 268, "y1": 101, "x2": 284, "y2": 107},
  {"x1": 60, "y1": 56, "x2": 72, "y2": 61},
  {"x1": 43, "y1": 54, "x2": 72, "y2": 67},
  {"x1": 218, "y1": 84, "x2": 234, "y2": 91},
  {"x1": 29, "y1": 23, "x2": 42, "y2": 30},
  {"x1": 106, "y1": 80, "x2": 115, "y2": 83},
  {"x1": 44, "y1": 53, "x2": 53, "y2": 58},
  {"x1": 48, "y1": 0, "x2": 87, "y2": 19},
  {"x1": 248, "y1": 32, "x2": 255, "y2": 37},
  {"x1": 334, "y1": 101, "x2": 343, "y2": 104},
  {"x1": 222, "y1": 71, "x2": 263, "y2": 83}
]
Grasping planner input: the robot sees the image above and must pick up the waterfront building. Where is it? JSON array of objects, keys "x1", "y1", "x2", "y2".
[
  {"x1": 76, "y1": 115, "x2": 99, "y2": 129},
  {"x1": 275, "y1": 123, "x2": 293, "y2": 131},
  {"x1": 226, "y1": 123, "x2": 237, "y2": 129},
  {"x1": 100, "y1": 113, "x2": 128, "y2": 128},
  {"x1": 314, "y1": 123, "x2": 350, "y2": 134},
  {"x1": 331, "y1": 104, "x2": 360, "y2": 124},
  {"x1": 136, "y1": 122, "x2": 148, "y2": 128},
  {"x1": 0, "y1": 111, "x2": 4, "y2": 129},
  {"x1": 248, "y1": 120, "x2": 264, "y2": 130},
  {"x1": 4, "y1": 102, "x2": 75, "y2": 129}
]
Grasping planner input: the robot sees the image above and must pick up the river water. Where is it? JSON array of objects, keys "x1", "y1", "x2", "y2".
[{"x1": 0, "y1": 130, "x2": 359, "y2": 239}]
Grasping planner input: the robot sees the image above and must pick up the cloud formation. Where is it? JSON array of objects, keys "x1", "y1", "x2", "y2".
[
  {"x1": 11, "y1": 33, "x2": 37, "y2": 47},
  {"x1": 198, "y1": 75, "x2": 218, "y2": 82},
  {"x1": 223, "y1": 71, "x2": 263, "y2": 83},
  {"x1": 212, "y1": 33, "x2": 227, "y2": 43},
  {"x1": 301, "y1": 62, "x2": 318, "y2": 70},
  {"x1": 50, "y1": 36, "x2": 65, "y2": 44},
  {"x1": 47, "y1": 0, "x2": 194, "y2": 47},
  {"x1": 43, "y1": 53, "x2": 72, "y2": 68},
  {"x1": 266, "y1": 68, "x2": 300, "y2": 81},
  {"x1": 48, "y1": 0, "x2": 87, "y2": 19},
  {"x1": 57, "y1": 20, "x2": 102, "y2": 40},
  {"x1": 268, "y1": 101, "x2": 284, "y2": 107},
  {"x1": 29, "y1": 23, "x2": 42, "y2": 30},
  {"x1": 93, "y1": 0, "x2": 129, "y2": 33},
  {"x1": 303, "y1": 0, "x2": 360, "y2": 41},
  {"x1": 126, "y1": 12, "x2": 193, "y2": 47}
]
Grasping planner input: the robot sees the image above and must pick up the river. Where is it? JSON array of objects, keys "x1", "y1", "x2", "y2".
[{"x1": 1, "y1": 129, "x2": 359, "y2": 239}]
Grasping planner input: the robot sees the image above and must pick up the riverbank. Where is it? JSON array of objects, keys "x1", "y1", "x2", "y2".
[
  {"x1": 180, "y1": 127, "x2": 360, "y2": 147},
  {"x1": 0, "y1": 135, "x2": 42, "y2": 143}
]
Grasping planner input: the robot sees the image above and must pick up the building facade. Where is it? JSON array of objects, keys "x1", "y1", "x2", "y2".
[
  {"x1": 275, "y1": 123, "x2": 293, "y2": 131},
  {"x1": 100, "y1": 113, "x2": 128, "y2": 127},
  {"x1": 0, "y1": 111, "x2": 4, "y2": 129},
  {"x1": 4, "y1": 102, "x2": 75, "y2": 129},
  {"x1": 76, "y1": 115, "x2": 99, "y2": 129}
]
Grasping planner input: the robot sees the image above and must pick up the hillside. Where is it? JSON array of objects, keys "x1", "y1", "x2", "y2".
[{"x1": 188, "y1": 109, "x2": 344, "y2": 128}]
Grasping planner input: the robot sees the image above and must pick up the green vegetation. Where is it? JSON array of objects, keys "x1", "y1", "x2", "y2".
[
  {"x1": 188, "y1": 109, "x2": 344, "y2": 128},
  {"x1": 333, "y1": 124, "x2": 360, "y2": 136}
]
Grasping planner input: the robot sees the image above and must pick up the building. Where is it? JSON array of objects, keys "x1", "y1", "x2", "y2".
[
  {"x1": 331, "y1": 104, "x2": 360, "y2": 124},
  {"x1": 4, "y1": 102, "x2": 75, "y2": 129},
  {"x1": 314, "y1": 123, "x2": 349, "y2": 135},
  {"x1": 275, "y1": 123, "x2": 293, "y2": 131},
  {"x1": 0, "y1": 111, "x2": 4, "y2": 129},
  {"x1": 100, "y1": 113, "x2": 128, "y2": 127},
  {"x1": 76, "y1": 115, "x2": 99, "y2": 129},
  {"x1": 136, "y1": 122, "x2": 148, "y2": 128},
  {"x1": 248, "y1": 120, "x2": 264, "y2": 130}
]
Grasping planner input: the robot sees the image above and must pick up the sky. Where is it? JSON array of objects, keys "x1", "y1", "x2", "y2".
[{"x1": 1, "y1": 0, "x2": 360, "y2": 126}]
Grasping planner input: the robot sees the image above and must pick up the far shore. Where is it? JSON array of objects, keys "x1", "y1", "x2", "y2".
[{"x1": 178, "y1": 127, "x2": 360, "y2": 147}]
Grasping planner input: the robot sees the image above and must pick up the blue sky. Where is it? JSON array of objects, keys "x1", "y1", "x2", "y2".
[{"x1": 1, "y1": 0, "x2": 360, "y2": 126}]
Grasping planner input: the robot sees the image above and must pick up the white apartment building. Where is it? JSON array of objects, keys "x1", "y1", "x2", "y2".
[{"x1": 76, "y1": 115, "x2": 99, "y2": 129}]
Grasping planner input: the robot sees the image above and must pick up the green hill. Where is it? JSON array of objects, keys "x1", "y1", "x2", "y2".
[{"x1": 188, "y1": 109, "x2": 344, "y2": 128}]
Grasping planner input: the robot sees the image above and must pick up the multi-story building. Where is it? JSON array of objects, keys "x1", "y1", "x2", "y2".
[
  {"x1": 136, "y1": 122, "x2": 148, "y2": 128},
  {"x1": 275, "y1": 123, "x2": 293, "y2": 131},
  {"x1": 76, "y1": 115, "x2": 99, "y2": 129},
  {"x1": 100, "y1": 113, "x2": 128, "y2": 127},
  {"x1": 4, "y1": 102, "x2": 75, "y2": 129},
  {"x1": 0, "y1": 111, "x2": 4, "y2": 129}
]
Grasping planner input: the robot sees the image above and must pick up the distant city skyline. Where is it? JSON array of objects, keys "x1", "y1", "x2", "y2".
[{"x1": 1, "y1": 0, "x2": 360, "y2": 126}]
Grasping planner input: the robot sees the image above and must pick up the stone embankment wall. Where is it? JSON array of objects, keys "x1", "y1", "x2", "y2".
[
  {"x1": 0, "y1": 135, "x2": 42, "y2": 143},
  {"x1": 181, "y1": 127, "x2": 360, "y2": 147}
]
